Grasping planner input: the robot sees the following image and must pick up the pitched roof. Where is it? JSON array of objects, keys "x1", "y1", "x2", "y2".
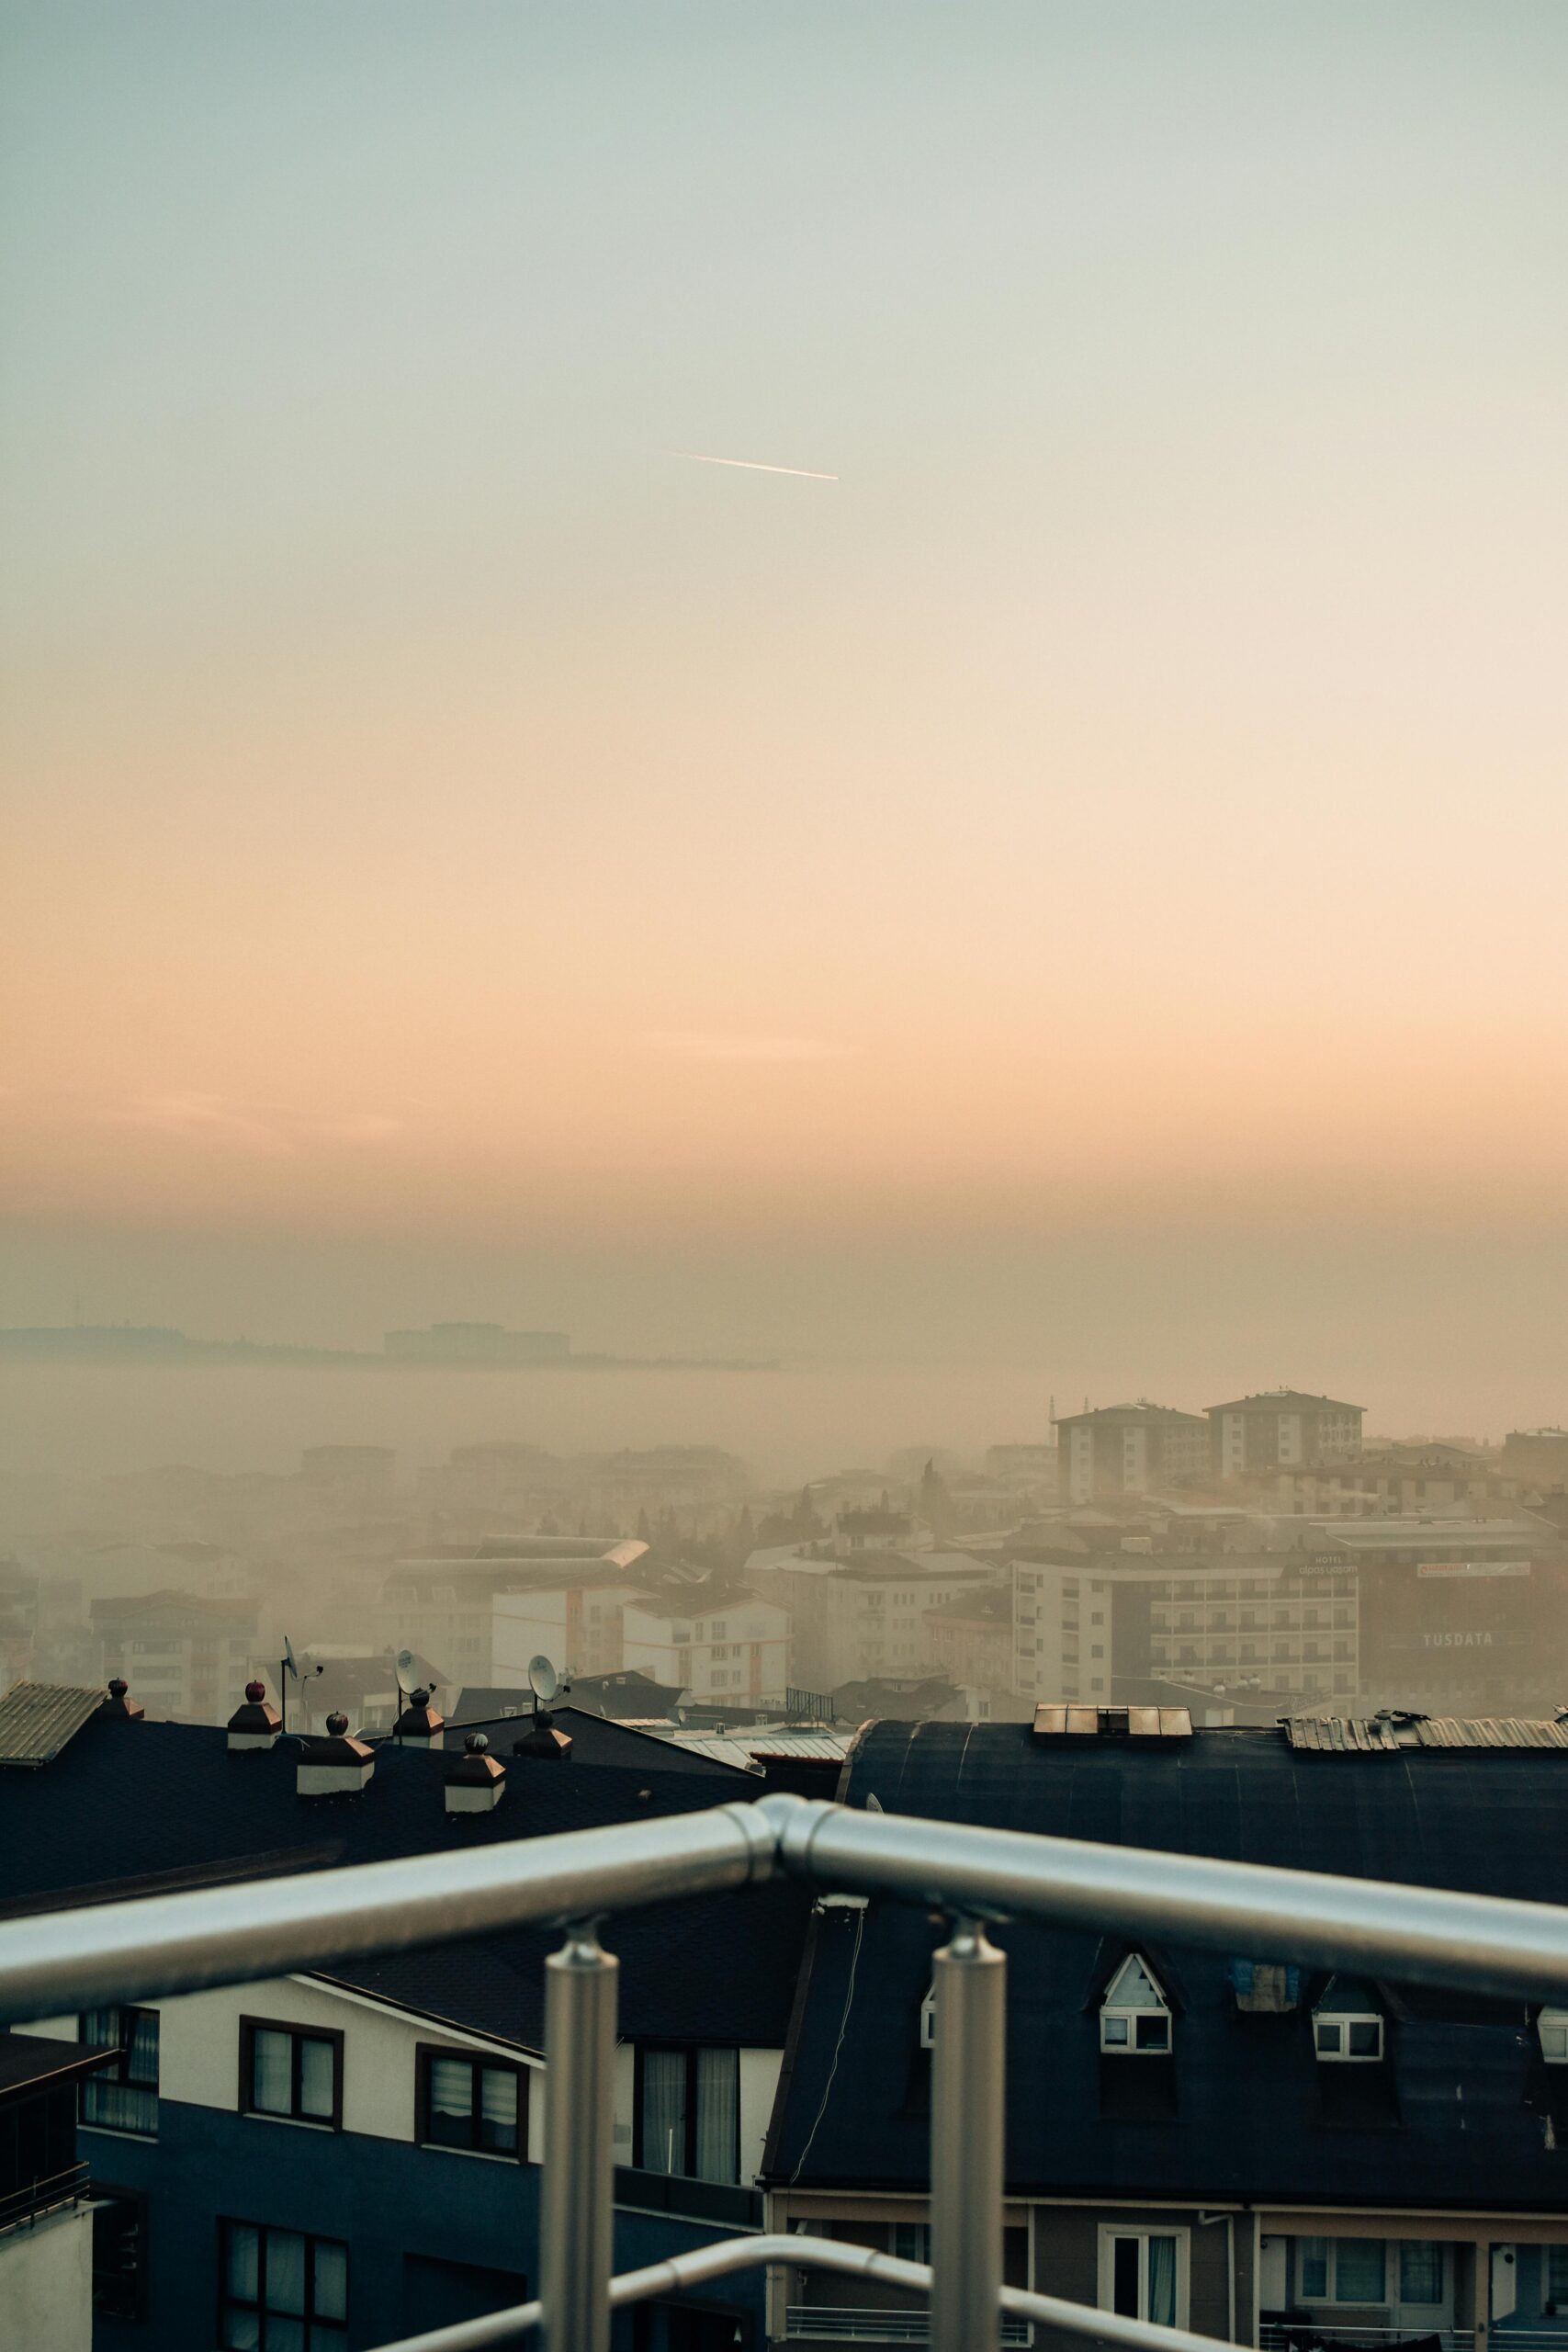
[
  {"x1": 1205, "y1": 1390, "x2": 1364, "y2": 1414},
  {"x1": 0, "y1": 1680, "x2": 105, "y2": 1769},
  {"x1": 0, "y1": 1710, "x2": 810, "y2": 2049},
  {"x1": 764, "y1": 1719, "x2": 1568, "y2": 2207}
]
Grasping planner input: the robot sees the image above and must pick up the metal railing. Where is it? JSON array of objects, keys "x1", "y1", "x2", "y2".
[
  {"x1": 2, "y1": 1790, "x2": 1566, "y2": 2352},
  {"x1": 0, "y1": 2157, "x2": 91, "y2": 2237}
]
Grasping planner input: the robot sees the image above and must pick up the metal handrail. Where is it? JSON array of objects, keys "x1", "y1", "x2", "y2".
[
  {"x1": 3, "y1": 1791, "x2": 1568, "y2": 2025},
  {"x1": 4, "y1": 1791, "x2": 1566, "y2": 2352},
  {"x1": 0, "y1": 2157, "x2": 91, "y2": 2235},
  {"x1": 368, "y1": 2232, "x2": 1247, "y2": 2352}
]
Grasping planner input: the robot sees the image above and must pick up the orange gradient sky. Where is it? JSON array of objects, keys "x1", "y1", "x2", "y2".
[{"x1": 3, "y1": 3, "x2": 1567, "y2": 1404}]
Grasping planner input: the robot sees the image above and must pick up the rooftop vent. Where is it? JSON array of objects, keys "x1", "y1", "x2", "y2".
[
  {"x1": 227, "y1": 1679, "x2": 281, "y2": 1752},
  {"x1": 296, "y1": 1712, "x2": 375, "y2": 1799},
  {"x1": 393, "y1": 1686, "x2": 445, "y2": 1749},
  {"x1": 1032, "y1": 1702, "x2": 1191, "y2": 1742},
  {"x1": 446, "y1": 1731, "x2": 506, "y2": 1815},
  {"x1": 98, "y1": 1678, "x2": 145, "y2": 1723}
]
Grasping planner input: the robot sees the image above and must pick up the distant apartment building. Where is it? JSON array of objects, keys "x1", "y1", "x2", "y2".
[
  {"x1": 923, "y1": 1584, "x2": 1014, "y2": 1692},
  {"x1": 1207, "y1": 1390, "x2": 1363, "y2": 1480},
  {"x1": 1501, "y1": 1427, "x2": 1568, "y2": 1488},
  {"x1": 1012, "y1": 1552, "x2": 1361, "y2": 1708},
  {"x1": 90, "y1": 1589, "x2": 264, "y2": 1724},
  {"x1": 757, "y1": 1554, "x2": 1001, "y2": 1691},
  {"x1": 1272, "y1": 1443, "x2": 1496, "y2": 1518},
  {"x1": 491, "y1": 1569, "x2": 654, "y2": 1685},
  {"x1": 1055, "y1": 1405, "x2": 1211, "y2": 1503},
  {"x1": 620, "y1": 1596, "x2": 790, "y2": 1707},
  {"x1": 374, "y1": 1538, "x2": 649, "y2": 1689}
]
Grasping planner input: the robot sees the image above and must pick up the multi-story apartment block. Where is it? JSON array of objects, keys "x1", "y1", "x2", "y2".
[
  {"x1": 373, "y1": 1538, "x2": 649, "y2": 1688},
  {"x1": 751, "y1": 1554, "x2": 1001, "y2": 1692},
  {"x1": 89, "y1": 1589, "x2": 265, "y2": 1724},
  {"x1": 1012, "y1": 1553, "x2": 1361, "y2": 1708},
  {"x1": 762, "y1": 1713, "x2": 1568, "y2": 2352},
  {"x1": 619, "y1": 1596, "x2": 790, "y2": 1708},
  {"x1": 1208, "y1": 1390, "x2": 1364, "y2": 1480},
  {"x1": 1055, "y1": 1405, "x2": 1211, "y2": 1503}
]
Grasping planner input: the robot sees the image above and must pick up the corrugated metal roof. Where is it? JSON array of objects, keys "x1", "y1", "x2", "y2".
[
  {"x1": 0, "y1": 1681, "x2": 105, "y2": 1769},
  {"x1": 1283, "y1": 1712, "x2": 1568, "y2": 1754}
]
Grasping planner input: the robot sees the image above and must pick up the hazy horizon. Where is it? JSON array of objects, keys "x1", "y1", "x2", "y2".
[{"x1": 4, "y1": 3, "x2": 1566, "y2": 1435}]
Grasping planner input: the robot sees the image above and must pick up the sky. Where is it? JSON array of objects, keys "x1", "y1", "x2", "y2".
[{"x1": 2, "y1": 3, "x2": 1566, "y2": 1425}]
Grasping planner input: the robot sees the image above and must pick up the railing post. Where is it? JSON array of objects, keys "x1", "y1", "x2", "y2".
[
  {"x1": 930, "y1": 1917, "x2": 1006, "y2": 2352},
  {"x1": 541, "y1": 1922, "x2": 617, "y2": 2352}
]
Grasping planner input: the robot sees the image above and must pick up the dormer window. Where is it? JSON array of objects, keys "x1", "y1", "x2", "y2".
[
  {"x1": 1540, "y1": 2007, "x2": 1568, "y2": 2064},
  {"x1": 1100, "y1": 1955, "x2": 1172, "y2": 2054},
  {"x1": 920, "y1": 1984, "x2": 936, "y2": 2050},
  {"x1": 1314, "y1": 1977, "x2": 1383, "y2": 2062}
]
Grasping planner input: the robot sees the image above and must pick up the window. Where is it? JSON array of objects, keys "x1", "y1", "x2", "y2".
[
  {"x1": 892, "y1": 2222, "x2": 931, "y2": 2266},
  {"x1": 240, "y1": 2018, "x2": 343, "y2": 2129},
  {"x1": 1298, "y1": 2237, "x2": 1387, "y2": 2303},
  {"x1": 1099, "y1": 2228, "x2": 1186, "y2": 2328},
  {"x1": 919, "y1": 1984, "x2": 936, "y2": 2049},
  {"x1": 635, "y1": 2046, "x2": 739, "y2": 2183},
  {"x1": 1100, "y1": 1954, "x2": 1171, "y2": 2054},
  {"x1": 91, "y1": 2190, "x2": 146, "y2": 2320},
  {"x1": 1314, "y1": 1980, "x2": 1383, "y2": 2063},
  {"x1": 416, "y1": 2047, "x2": 527, "y2": 2159},
  {"x1": 1399, "y1": 2243, "x2": 1443, "y2": 2304},
  {"x1": 220, "y1": 2221, "x2": 347, "y2": 2351},
  {"x1": 1548, "y1": 2246, "x2": 1568, "y2": 2306},
  {"x1": 1540, "y1": 2007, "x2": 1568, "y2": 2063},
  {"x1": 81, "y1": 2007, "x2": 159, "y2": 2135}
]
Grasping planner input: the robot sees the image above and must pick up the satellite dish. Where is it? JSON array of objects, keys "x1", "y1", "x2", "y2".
[
  {"x1": 865, "y1": 1791, "x2": 884, "y2": 1814},
  {"x1": 528, "y1": 1655, "x2": 559, "y2": 1704},
  {"x1": 282, "y1": 1634, "x2": 299, "y2": 1681},
  {"x1": 396, "y1": 1649, "x2": 414, "y2": 1676}
]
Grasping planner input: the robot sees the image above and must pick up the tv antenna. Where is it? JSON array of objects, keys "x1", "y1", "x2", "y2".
[{"x1": 276, "y1": 1634, "x2": 321, "y2": 1736}]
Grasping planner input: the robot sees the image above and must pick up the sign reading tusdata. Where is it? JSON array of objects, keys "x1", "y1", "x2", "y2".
[{"x1": 1416, "y1": 1559, "x2": 1530, "y2": 1579}]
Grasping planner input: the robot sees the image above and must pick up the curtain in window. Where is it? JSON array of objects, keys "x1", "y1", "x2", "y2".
[
  {"x1": 1399, "y1": 2244, "x2": 1443, "y2": 2304},
  {"x1": 694, "y1": 2047, "x2": 738, "y2": 2182},
  {"x1": 268, "y1": 2231, "x2": 308, "y2": 2315},
  {"x1": 298, "y1": 2038, "x2": 335, "y2": 2120},
  {"x1": 429, "y1": 2056, "x2": 473, "y2": 2143},
  {"x1": 639, "y1": 2050, "x2": 687, "y2": 2174},
  {"x1": 1146, "y1": 2236, "x2": 1178, "y2": 2327},
  {"x1": 226, "y1": 2223, "x2": 260, "y2": 2303},
  {"x1": 1335, "y1": 2239, "x2": 1386, "y2": 2302},
  {"x1": 253, "y1": 2030, "x2": 293, "y2": 2113},
  {"x1": 1299, "y1": 2239, "x2": 1329, "y2": 2299},
  {"x1": 128, "y1": 2010, "x2": 159, "y2": 2087},
  {"x1": 479, "y1": 2066, "x2": 519, "y2": 2153},
  {"x1": 312, "y1": 2239, "x2": 348, "y2": 2323}
]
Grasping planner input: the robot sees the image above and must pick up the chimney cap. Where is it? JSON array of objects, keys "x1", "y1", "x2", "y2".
[
  {"x1": 100, "y1": 1678, "x2": 145, "y2": 1721},
  {"x1": 325, "y1": 1710, "x2": 350, "y2": 1736},
  {"x1": 465, "y1": 1732, "x2": 490, "y2": 1753},
  {"x1": 228, "y1": 1685, "x2": 281, "y2": 1743},
  {"x1": 446, "y1": 1738, "x2": 505, "y2": 1792},
  {"x1": 245, "y1": 1679, "x2": 267, "y2": 1703},
  {"x1": 393, "y1": 1688, "x2": 446, "y2": 1740}
]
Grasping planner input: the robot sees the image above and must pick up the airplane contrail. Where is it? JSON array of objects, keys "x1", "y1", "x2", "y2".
[{"x1": 677, "y1": 452, "x2": 839, "y2": 481}]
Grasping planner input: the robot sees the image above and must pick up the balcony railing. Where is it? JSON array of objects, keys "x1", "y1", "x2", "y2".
[
  {"x1": 2, "y1": 1790, "x2": 1567, "y2": 2352},
  {"x1": 785, "y1": 2303, "x2": 1032, "y2": 2344},
  {"x1": 0, "y1": 2158, "x2": 91, "y2": 2237}
]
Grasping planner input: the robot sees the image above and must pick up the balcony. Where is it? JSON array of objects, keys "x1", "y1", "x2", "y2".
[
  {"x1": 1, "y1": 1795, "x2": 1565, "y2": 2352},
  {"x1": 0, "y1": 2157, "x2": 90, "y2": 2237}
]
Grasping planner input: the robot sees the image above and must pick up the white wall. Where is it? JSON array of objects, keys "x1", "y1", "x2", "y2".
[{"x1": 0, "y1": 2200, "x2": 93, "y2": 2352}]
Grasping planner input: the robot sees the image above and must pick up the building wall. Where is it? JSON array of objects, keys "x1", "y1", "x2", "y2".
[{"x1": 0, "y1": 2199, "x2": 94, "y2": 2352}]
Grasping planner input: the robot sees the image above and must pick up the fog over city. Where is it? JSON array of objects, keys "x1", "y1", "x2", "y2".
[{"x1": 2, "y1": 6, "x2": 1567, "y2": 2348}]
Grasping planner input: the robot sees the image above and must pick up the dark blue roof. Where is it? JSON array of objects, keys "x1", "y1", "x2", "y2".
[
  {"x1": 763, "y1": 1720, "x2": 1568, "y2": 2207},
  {"x1": 0, "y1": 1712, "x2": 808, "y2": 2050}
]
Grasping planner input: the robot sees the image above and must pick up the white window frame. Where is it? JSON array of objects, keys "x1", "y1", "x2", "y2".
[
  {"x1": 1314, "y1": 2009, "x2": 1383, "y2": 2063},
  {"x1": 1100, "y1": 1954, "x2": 1173, "y2": 2056},
  {"x1": 1539, "y1": 2007, "x2": 1568, "y2": 2064},
  {"x1": 1097, "y1": 2225, "x2": 1190, "y2": 2328}
]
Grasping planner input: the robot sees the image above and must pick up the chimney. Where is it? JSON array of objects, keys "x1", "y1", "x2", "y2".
[
  {"x1": 99, "y1": 1677, "x2": 145, "y2": 1723},
  {"x1": 510, "y1": 1709, "x2": 572, "y2": 1762},
  {"x1": 446, "y1": 1731, "x2": 506, "y2": 1815},
  {"x1": 297, "y1": 1711, "x2": 375, "y2": 1798},
  {"x1": 393, "y1": 1686, "x2": 446, "y2": 1750},
  {"x1": 227, "y1": 1679, "x2": 281, "y2": 1752}
]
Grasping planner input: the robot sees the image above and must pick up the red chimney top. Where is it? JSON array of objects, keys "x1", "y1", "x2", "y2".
[{"x1": 245, "y1": 1679, "x2": 266, "y2": 1703}]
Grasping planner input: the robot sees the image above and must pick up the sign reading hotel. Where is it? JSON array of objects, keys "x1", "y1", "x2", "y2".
[{"x1": 1416, "y1": 1559, "x2": 1530, "y2": 1579}]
